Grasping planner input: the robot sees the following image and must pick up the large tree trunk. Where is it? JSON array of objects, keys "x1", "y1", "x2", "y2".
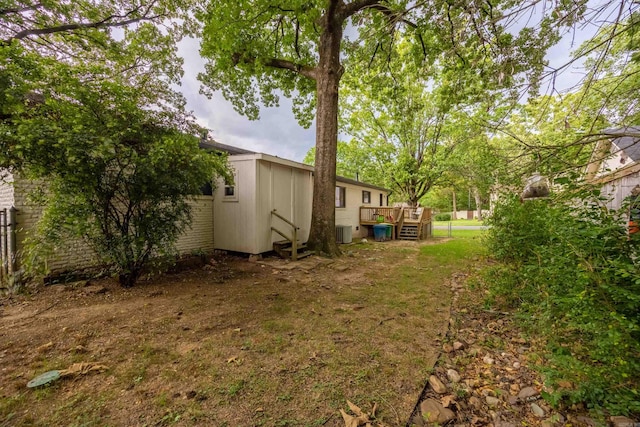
[
  {"x1": 408, "y1": 193, "x2": 418, "y2": 208},
  {"x1": 307, "y1": 7, "x2": 343, "y2": 257}
]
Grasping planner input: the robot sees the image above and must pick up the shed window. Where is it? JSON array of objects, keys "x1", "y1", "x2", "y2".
[
  {"x1": 335, "y1": 186, "x2": 346, "y2": 208},
  {"x1": 362, "y1": 191, "x2": 371, "y2": 204},
  {"x1": 223, "y1": 170, "x2": 238, "y2": 202}
]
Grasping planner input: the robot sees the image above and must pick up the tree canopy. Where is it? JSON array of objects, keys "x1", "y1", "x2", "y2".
[
  {"x1": 197, "y1": 0, "x2": 582, "y2": 255},
  {"x1": 0, "y1": 0, "x2": 230, "y2": 286}
]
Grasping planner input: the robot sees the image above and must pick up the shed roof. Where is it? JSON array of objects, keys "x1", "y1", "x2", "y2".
[
  {"x1": 604, "y1": 126, "x2": 640, "y2": 161},
  {"x1": 199, "y1": 139, "x2": 256, "y2": 155},
  {"x1": 336, "y1": 175, "x2": 390, "y2": 193}
]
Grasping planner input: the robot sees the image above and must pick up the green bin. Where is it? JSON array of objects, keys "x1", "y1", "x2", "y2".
[{"x1": 383, "y1": 223, "x2": 392, "y2": 240}]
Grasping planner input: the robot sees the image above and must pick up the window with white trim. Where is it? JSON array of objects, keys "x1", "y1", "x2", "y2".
[
  {"x1": 362, "y1": 190, "x2": 371, "y2": 204},
  {"x1": 335, "y1": 186, "x2": 346, "y2": 208},
  {"x1": 223, "y1": 170, "x2": 238, "y2": 202}
]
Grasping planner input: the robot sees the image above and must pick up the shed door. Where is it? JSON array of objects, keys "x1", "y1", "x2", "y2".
[{"x1": 271, "y1": 164, "x2": 295, "y2": 240}]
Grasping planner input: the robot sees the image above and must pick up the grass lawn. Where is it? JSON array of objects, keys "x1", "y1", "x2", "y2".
[
  {"x1": 431, "y1": 228, "x2": 486, "y2": 239},
  {"x1": 433, "y1": 218, "x2": 484, "y2": 226},
  {"x1": 0, "y1": 237, "x2": 482, "y2": 426}
]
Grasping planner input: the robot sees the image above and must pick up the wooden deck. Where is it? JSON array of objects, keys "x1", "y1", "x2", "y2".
[{"x1": 359, "y1": 206, "x2": 432, "y2": 240}]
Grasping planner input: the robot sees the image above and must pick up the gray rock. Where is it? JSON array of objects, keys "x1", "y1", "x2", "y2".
[
  {"x1": 507, "y1": 396, "x2": 519, "y2": 406},
  {"x1": 486, "y1": 396, "x2": 500, "y2": 407},
  {"x1": 531, "y1": 402, "x2": 546, "y2": 418},
  {"x1": 575, "y1": 416, "x2": 599, "y2": 426},
  {"x1": 420, "y1": 399, "x2": 455, "y2": 424},
  {"x1": 518, "y1": 386, "x2": 539, "y2": 399},
  {"x1": 611, "y1": 416, "x2": 637, "y2": 427},
  {"x1": 482, "y1": 355, "x2": 495, "y2": 365},
  {"x1": 446, "y1": 369, "x2": 461, "y2": 383},
  {"x1": 410, "y1": 414, "x2": 425, "y2": 427},
  {"x1": 481, "y1": 388, "x2": 496, "y2": 397},
  {"x1": 453, "y1": 341, "x2": 465, "y2": 351},
  {"x1": 429, "y1": 375, "x2": 448, "y2": 394},
  {"x1": 468, "y1": 396, "x2": 482, "y2": 409}
]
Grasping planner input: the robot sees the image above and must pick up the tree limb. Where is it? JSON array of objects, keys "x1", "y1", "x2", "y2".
[
  {"x1": 0, "y1": 2, "x2": 42, "y2": 16},
  {"x1": 233, "y1": 53, "x2": 318, "y2": 80},
  {"x1": 3, "y1": 0, "x2": 162, "y2": 44},
  {"x1": 341, "y1": 0, "x2": 381, "y2": 19}
]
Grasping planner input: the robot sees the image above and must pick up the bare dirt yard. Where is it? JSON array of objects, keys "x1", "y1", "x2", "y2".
[
  {"x1": 1, "y1": 240, "x2": 464, "y2": 427},
  {"x1": 2, "y1": 236, "x2": 619, "y2": 427}
]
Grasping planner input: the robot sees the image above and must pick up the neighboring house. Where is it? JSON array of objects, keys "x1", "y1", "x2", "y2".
[
  {"x1": 0, "y1": 170, "x2": 215, "y2": 277},
  {"x1": 0, "y1": 140, "x2": 392, "y2": 279},
  {"x1": 585, "y1": 126, "x2": 640, "y2": 210}
]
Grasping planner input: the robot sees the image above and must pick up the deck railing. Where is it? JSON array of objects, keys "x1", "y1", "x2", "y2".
[
  {"x1": 402, "y1": 207, "x2": 431, "y2": 222},
  {"x1": 359, "y1": 206, "x2": 401, "y2": 224}
]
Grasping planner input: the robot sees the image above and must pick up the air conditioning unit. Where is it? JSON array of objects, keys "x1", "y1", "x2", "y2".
[{"x1": 335, "y1": 225, "x2": 353, "y2": 244}]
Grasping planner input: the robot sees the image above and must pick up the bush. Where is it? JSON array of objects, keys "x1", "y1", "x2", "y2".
[
  {"x1": 434, "y1": 213, "x2": 452, "y2": 221},
  {"x1": 484, "y1": 193, "x2": 640, "y2": 416}
]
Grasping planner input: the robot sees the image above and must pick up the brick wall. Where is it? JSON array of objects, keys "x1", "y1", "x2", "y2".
[{"x1": 11, "y1": 176, "x2": 215, "y2": 275}]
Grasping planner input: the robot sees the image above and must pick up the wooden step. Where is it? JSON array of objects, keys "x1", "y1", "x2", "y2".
[
  {"x1": 273, "y1": 240, "x2": 311, "y2": 261},
  {"x1": 296, "y1": 250, "x2": 315, "y2": 259},
  {"x1": 281, "y1": 243, "x2": 308, "y2": 253},
  {"x1": 273, "y1": 240, "x2": 303, "y2": 249},
  {"x1": 398, "y1": 236, "x2": 418, "y2": 240},
  {"x1": 399, "y1": 225, "x2": 419, "y2": 240}
]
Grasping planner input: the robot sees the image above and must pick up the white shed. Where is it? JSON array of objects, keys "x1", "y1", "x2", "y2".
[{"x1": 213, "y1": 153, "x2": 314, "y2": 254}]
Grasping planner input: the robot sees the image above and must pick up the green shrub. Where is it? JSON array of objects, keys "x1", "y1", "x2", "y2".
[
  {"x1": 434, "y1": 213, "x2": 452, "y2": 221},
  {"x1": 484, "y1": 192, "x2": 640, "y2": 416}
]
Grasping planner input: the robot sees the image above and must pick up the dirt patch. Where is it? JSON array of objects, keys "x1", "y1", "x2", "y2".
[{"x1": 0, "y1": 241, "x2": 455, "y2": 426}]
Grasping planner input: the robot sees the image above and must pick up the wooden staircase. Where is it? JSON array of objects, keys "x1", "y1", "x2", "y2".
[
  {"x1": 273, "y1": 240, "x2": 314, "y2": 261},
  {"x1": 398, "y1": 224, "x2": 419, "y2": 240}
]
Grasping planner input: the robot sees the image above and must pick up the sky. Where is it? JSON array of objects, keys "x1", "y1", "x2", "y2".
[
  {"x1": 179, "y1": 37, "x2": 316, "y2": 162},
  {"x1": 176, "y1": 7, "x2": 607, "y2": 163}
]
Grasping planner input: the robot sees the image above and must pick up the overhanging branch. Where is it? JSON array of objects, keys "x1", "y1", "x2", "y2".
[
  {"x1": 233, "y1": 53, "x2": 318, "y2": 80},
  {"x1": 3, "y1": 0, "x2": 162, "y2": 45}
]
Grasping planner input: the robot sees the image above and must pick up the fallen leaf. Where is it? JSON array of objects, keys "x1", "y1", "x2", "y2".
[
  {"x1": 59, "y1": 362, "x2": 108, "y2": 377},
  {"x1": 37, "y1": 342, "x2": 53, "y2": 353},
  {"x1": 226, "y1": 356, "x2": 239, "y2": 364},
  {"x1": 347, "y1": 400, "x2": 366, "y2": 418},
  {"x1": 339, "y1": 409, "x2": 361, "y2": 427}
]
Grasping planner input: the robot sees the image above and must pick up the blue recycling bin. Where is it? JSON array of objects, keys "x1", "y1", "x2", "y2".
[{"x1": 373, "y1": 224, "x2": 387, "y2": 241}]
